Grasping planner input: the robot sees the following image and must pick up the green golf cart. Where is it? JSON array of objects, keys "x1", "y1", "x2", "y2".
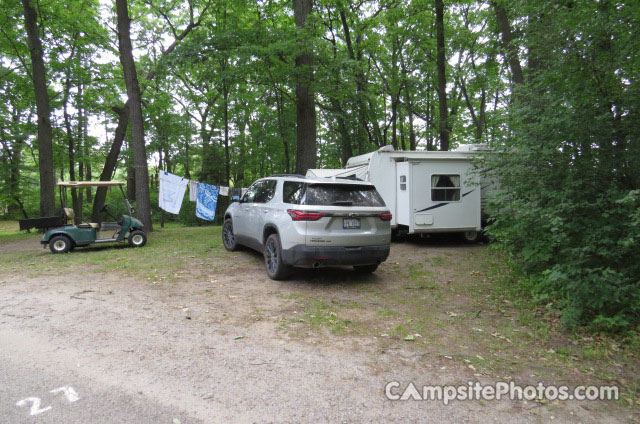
[{"x1": 41, "y1": 181, "x2": 147, "y2": 253}]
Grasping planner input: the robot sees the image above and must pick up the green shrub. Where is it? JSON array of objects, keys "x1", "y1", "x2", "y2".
[{"x1": 486, "y1": 1, "x2": 640, "y2": 332}]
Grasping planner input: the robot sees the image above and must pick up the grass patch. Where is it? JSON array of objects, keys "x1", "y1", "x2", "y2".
[
  {"x1": 402, "y1": 263, "x2": 437, "y2": 290},
  {"x1": 470, "y1": 245, "x2": 640, "y2": 405},
  {"x1": 0, "y1": 220, "x2": 34, "y2": 243},
  {"x1": 280, "y1": 297, "x2": 367, "y2": 336},
  {"x1": 0, "y1": 224, "x2": 228, "y2": 282}
]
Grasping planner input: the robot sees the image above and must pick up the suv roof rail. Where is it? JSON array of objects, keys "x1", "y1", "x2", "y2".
[{"x1": 268, "y1": 173, "x2": 307, "y2": 178}]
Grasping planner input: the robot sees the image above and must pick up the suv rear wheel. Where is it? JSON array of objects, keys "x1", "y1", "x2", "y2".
[
  {"x1": 353, "y1": 264, "x2": 379, "y2": 273},
  {"x1": 264, "y1": 233, "x2": 291, "y2": 280}
]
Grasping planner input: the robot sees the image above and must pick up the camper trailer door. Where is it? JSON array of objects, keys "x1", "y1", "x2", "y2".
[{"x1": 396, "y1": 162, "x2": 411, "y2": 227}]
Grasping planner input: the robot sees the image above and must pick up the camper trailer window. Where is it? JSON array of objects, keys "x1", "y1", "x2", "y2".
[
  {"x1": 431, "y1": 175, "x2": 461, "y2": 202},
  {"x1": 283, "y1": 181, "x2": 306, "y2": 204},
  {"x1": 400, "y1": 175, "x2": 407, "y2": 191},
  {"x1": 304, "y1": 184, "x2": 386, "y2": 207}
]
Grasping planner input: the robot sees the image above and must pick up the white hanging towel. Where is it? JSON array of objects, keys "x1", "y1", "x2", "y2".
[
  {"x1": 158, "y1": 171, "x2": 188, "y2": 214},
  {"x1": 219, "y1": 186, "x2": 229, "y2": 196},
  {"x1": 241, "y1": 188, "x2": 248, "y2": 197},
  {"x1": 189, "y1": 180, "x2": 198, "y2": 201}
]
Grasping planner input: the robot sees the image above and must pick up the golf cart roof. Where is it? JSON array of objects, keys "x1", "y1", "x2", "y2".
[{"x1": 58, "y1": 181, "x2": 125, "y2": 187}]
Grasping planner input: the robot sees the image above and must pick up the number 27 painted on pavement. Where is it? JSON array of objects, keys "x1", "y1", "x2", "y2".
[{"x1": 16, "y1": 386, "x2": 80, "y2": 416}]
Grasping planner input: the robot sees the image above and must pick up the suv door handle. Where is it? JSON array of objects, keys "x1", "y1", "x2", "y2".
[
  {"x1": 244, "y1": 207, "x2": 250, "y2": 211},
  {"x1": 262, "y1": 209, "x2": 269, "y2": 213}
]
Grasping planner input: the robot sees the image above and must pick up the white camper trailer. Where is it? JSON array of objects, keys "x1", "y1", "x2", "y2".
[{"x1": 306, "y1": 144, "x2": 491, "y2": 242}]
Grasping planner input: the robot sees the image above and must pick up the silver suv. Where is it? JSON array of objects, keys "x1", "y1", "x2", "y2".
[{"x1": 222, "y1": 175, "x2": 392, "y2": 279}]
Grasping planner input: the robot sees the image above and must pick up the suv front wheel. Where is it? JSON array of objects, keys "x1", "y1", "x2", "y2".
[{"x1": 264, "y1": 233, "x2": 291, "y2": 280}]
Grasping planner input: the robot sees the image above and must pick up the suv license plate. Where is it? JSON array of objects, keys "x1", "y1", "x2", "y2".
[{"x1": 343, "y1": 218, "x2": 361, "y2": 229}]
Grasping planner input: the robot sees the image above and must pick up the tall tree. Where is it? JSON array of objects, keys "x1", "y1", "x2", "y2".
[
  {"x1": 293, "y1": 0, "x2": 316, "y2": 174},
  {"x1": 21, "y1": 0, "x2": 55, "y2": 216},
  {"x1": 92, "y1": 1, "x2": 206, "y2": 221},
  {"x1": 491, "y1": 1, "x2": 524, "y2": 86},
  {"x1": 434, "y1": 0, "x2": 450, "y2": 151},
  {"x1": 115, "y1": 0, "x2": 152, "y2": 230}
]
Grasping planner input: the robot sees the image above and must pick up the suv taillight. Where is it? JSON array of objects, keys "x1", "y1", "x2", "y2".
[
  {"x1": 287, "y1": 210, "x2": 327, "y2": 221},
  {"x1": 378, "y1": 213, "x2": 392, "y2": 221}
]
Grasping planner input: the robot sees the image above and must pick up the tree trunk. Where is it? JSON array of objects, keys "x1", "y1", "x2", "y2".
[
  {"x1": 0, "y1": 120, "x2": 28, "y2": 218},
  {"x1": 79, "y1": 82, "x2": 92, "y2": 202},
  {"x1": 491, "y1": 2, "x2": 524, "y2": 85},
  {"x1": 435, "y1": 0, "x2": 450, "y2": 151},
  {"x1": 275, "y1": 87, "x2": 291, "y2": 173},
  {"x1": 339, "y1": 9, "x2": 378, "y2": 148},
  {"x1": 77, "y1": 84, "x2": 85, "y2": 208},
  {"x1": 62, "y1": 76, "x2": 81, "y2": 222},
  {"x1": 92, "y1": 10, "x2": 202, "y2": 218},
  {"x1": 293, "y1": 0, "x2": 317, "y2": 175},
  {"x1": 22, "y1": 0, "x2": 55, "y2": 216},
  {"x1": 116, "y1": 0, "x2": 152, "y2": 231},
  {"x1": 223, "y1": 77, "x2": 231, "y2": 185},
  {"x1": 127, "y1": 165, "x2": 136, "y2": 200},
  {"x1": 92, "y1": 105, "x2": 128, "y2": 222},
  {"x1": 405, "y1": 87, "x2": 417, "y2": 150}
]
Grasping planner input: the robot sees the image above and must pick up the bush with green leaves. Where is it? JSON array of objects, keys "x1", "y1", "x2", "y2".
[{"x1": 486, "y1": 1, "x2": 639, "y2": 332}]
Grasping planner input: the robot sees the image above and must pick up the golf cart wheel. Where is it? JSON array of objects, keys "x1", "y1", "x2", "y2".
[
  {"x1": 222, "y1": 219, "x2": 239, "y2": 251},
  {"x1": 462, "y1": 230, "x2": 481, "y2": 244},
  {"x1": 129, "y1": 230, "x2": 147, "y2": 248},
  {"x1": 264, "y1": 233, "x2": 291, "y2": 280},
  {"x1": 49, "y1": 235, "x2": 72, "y2": 254},
  {"x1": 353, "y1": 264, "x2": 379, "y2": 274}
]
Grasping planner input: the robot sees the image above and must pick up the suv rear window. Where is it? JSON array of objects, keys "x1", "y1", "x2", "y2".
[
  {"x1": 283, "y1": 181, "x2": 306, "y2": 204},
  {"x1": 300, "y1": 184, "x2": 387, "y2": 207}
]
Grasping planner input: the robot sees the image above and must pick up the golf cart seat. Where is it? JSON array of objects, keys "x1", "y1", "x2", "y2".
[{"x1": 64, "y1": 208, "x2": 100, "y2": 229}]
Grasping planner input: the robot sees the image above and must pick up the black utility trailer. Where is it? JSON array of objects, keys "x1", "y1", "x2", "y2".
[{"x1": 18, "y1": 216, "x2": 66, "y2": 231}]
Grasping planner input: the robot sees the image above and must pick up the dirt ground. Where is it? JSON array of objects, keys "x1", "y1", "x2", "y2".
[{"x1": 0, "y1": 227, "x2": 637, "y2": 423}]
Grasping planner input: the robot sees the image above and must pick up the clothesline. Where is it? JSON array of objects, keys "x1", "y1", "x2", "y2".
[{"x1": 158, "y1": 171, "x2": 248, "y2": 221}]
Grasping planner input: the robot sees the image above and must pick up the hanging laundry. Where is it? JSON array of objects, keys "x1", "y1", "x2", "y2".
[
  {"x1": 189, "y1": 180, "x2": 198, "y2": 202},
  {"x1": 230, "y1": 187, "x2": 242, "y2": 201},
  {"x1": 159, "y1": 171, "x2": 188, "y2": 214},
  {"x1": 219, "y1": 186, "x2": 229, "y2": 196},
  {"x1": 196, "y1": 183, "x2": 220, "y2": 221}
]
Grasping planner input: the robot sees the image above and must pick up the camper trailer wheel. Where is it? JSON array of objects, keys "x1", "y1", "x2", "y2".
[{"x1": 462, "y1": 231, "x2": 480, "y2": 244}]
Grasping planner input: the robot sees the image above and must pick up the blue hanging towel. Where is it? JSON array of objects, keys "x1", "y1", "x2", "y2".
[{"x1": 196, "y1": 183, "x2": 220, "y2": 221}]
